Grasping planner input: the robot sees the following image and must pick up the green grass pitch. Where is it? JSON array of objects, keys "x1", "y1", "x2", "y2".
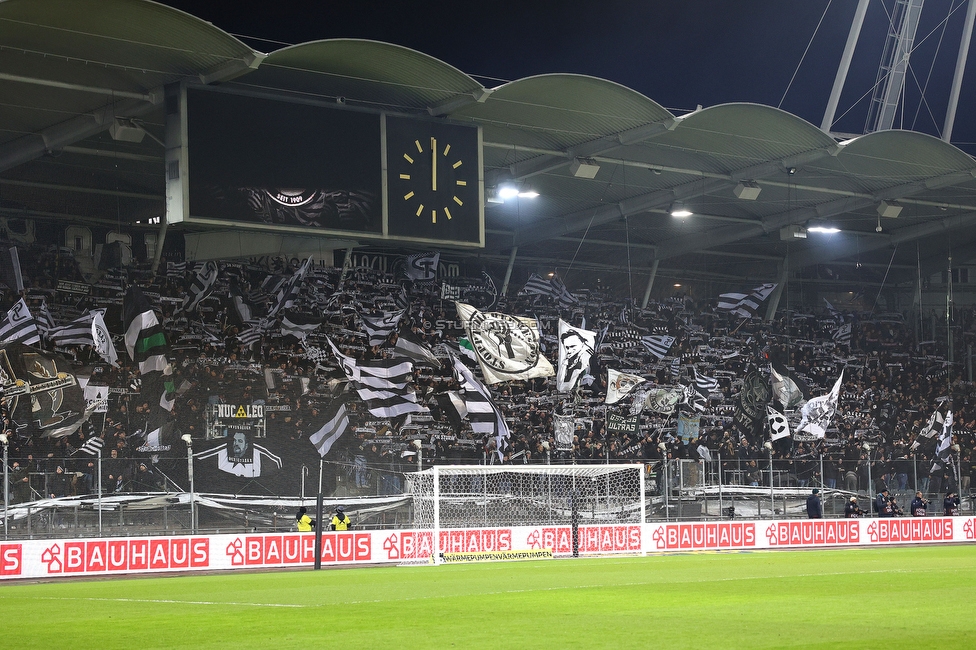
[{"x1": 2, "y1": 545, "x2": 975, "y2": 649}]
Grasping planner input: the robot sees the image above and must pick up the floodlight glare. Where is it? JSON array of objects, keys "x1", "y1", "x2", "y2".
[
  {"x1": 497, "y1": 185, "x2": 519, "y2": 199},
  {"x1": 517, "y1": 189, "x2": 539, "y2": 198},
  {"x1": 670, "y1": 202, "x2": 692, "y2": 218},
  {"x1": 807, "y1": 226, "x2": 841, "y2": 234}
]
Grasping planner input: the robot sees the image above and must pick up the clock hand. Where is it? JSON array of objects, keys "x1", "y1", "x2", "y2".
[{"x1": 431, "y1": 136, "x2": 437, "y2": 192}]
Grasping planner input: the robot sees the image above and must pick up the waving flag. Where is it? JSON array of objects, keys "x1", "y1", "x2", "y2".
[
  {"x1": 605, "y1": 369, "x2": 646, "y2": 404},
  {"x1": 716, "y1": 283, "x2": 777, "y2": 318},
  {"x1": 455, "y1": 302, "x2": 554, "y2": 385},
  {"x1": 641, "y1": 334, "x2": 675, "y2": 360},
  {"x1": 767, "y1": 406, "x2": 791, "y2": 441},
  {"x1": 123, "y1": 286, "x2": 168, "y2": 374},
  {"x1": 556, "y1": 319, "x2": 596, "y2": 392},
  {"x1": 0, "y1": 298, "x2": 40, "y2": 346},
  {"x1": 404, "y1": 252, "x2": 440, "y2": 281},
  {"x1": 360, "y1": 309, "x2": 405, "y2": 347},
  {"x1": 91, "y1": 310, "x2": 118, "y2": 367},
  {"x1": 181, "y1": 260, "x2": 219, "y2": 313},
  {"x1": 309, "y1": 397, "x2": 351, "y2": 457},
  {"x1": 795, "y1": 371, "x2": 844, "y2": 438},
  {"x1": 450, "y1": 353, "x2": 510, "y2": 459}
]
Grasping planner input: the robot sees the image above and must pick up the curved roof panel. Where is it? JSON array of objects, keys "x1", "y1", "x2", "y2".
[
  {"x1": 456, "y1": 74, "x2": 673, "y2": 152},
  {"x1": 659, "y1": 104, "x2": 837, "y2": 173},
  {"x1": 0, "y1": 0, "x2": 256, "y2": 85},
  {"x1": 236, "y1": 39, "x2": 485, "y2": 112}
]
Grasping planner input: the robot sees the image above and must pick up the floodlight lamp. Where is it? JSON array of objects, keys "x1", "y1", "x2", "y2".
[
  {"x1": 181, "y1": 433, "x2": 193, "y2": 444},
  {"x1": 807, "y1": 226, "x2": 841, "y2": 234},
  {"x1": 497, "y1": 185, "x2": 519, "y2": 200},
  {"x1": 669, "y1": 202, "x2": 692, "y2": 218},
  {"x1": 486, "y1": 187, "x2": 504, "y2": 204}
]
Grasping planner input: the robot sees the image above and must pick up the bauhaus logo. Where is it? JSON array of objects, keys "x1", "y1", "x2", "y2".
[
  {"x1": 765, "y1": 521, "x2": 859, "y2": 546},
  {"x1": 41, "y1": 538, "x2": 209, "y2": 574},
  {"x1": 651, "y1": 523, "x2": 756, "y2": 550}
]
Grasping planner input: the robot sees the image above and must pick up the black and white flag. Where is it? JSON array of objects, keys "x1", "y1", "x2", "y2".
[
  {"x1": 360, "y1": 309, "x2": 405, "y2": 347},
  {"x1": 520, "y1": 273, "x2": 578, "y2": 307},
  {"x1": 911, "y1": 409, "x2": 945, "y2": 450},
  {"x1": 0, "y1": 298, "x2": 40, "y2": 346},
  {"x1": 309, "y1": 398, "x2": 350, "y2": 457},
  {"x1": 280, "y1": 311, "x2": 322, "y2": 340},
  {"x1": 267, "y1": 257, "x2": 311, "y2": 318},
  {"x1": 394, "y1": 330, "x2": 442, "y2": 368},
  {"x1": 556, "y1": 319, "x2": 596, "y2": 392},
  {"x1": 693, "y1": 367, "x2": 719, "y2": 394},
  {"x1": 641, "y1": 334, "x2": 675, "y2": 360},
  {"x1": 326, "y1": 338, "x2": 425, "y2": 417},
  {"x1": 49, "y1": 311, "x2": 97, "y2": 347},
  {"x1": 91, "y1": 310, "x2": 118, "y2": 367},
  {"x1": 832, "y1": 323, "x2": 852, "y2": 346},
  {"x1": 78, "y1": 436, "x2": 104, "y2": 456},
  {"x1": 715, "y1": 283, "x2": 777, "y2": 319},
  {"x1": 795, "y1": 371, "x2": 843, "y2": 438},
  {"x1": 767, "y1": 406, "x2": 791, "y2": 441},
  {"x1": 455, "y1": 302, "x2": 554, "y2": 385},
  {"x1": 450, "y1": 353, "x2": 510, "y2": 459},
  {"x1": 181, "y1": 260, "x2": 218, "y2": 313},
  {"x1": 404, "y1": 252, "x2": 440, "y2": 281},
  {"x1": 930, "y1": 410, "x2": 955, "y2": 474}
]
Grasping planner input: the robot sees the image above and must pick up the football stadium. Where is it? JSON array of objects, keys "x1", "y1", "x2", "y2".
[{"x1": 3, "y1": 1, "x2": 976, "y2": 647}]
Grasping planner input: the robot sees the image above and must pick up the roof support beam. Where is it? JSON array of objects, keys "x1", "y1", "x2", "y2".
[
  {"x1": 788, "y1": 211, "x2": 976, "y2": 269},
  {"x1": 646, "y1": 168, "x2": 976, "y2": 264},
  {"x1": 509, "y1": 145, "x2": 838, "y2": 249},
  {"x1": 428, "y1": 87, "x2": 493, "y2": 117},
  {"x1": 0, "y1": 96, "x2": 158, "y2": 174},
  {"x1": 0, "y1": 72, "x2": 158, "y2": 102},
  {"x1": 484, "y1": 116, "x2": 676, "y2": 187}
]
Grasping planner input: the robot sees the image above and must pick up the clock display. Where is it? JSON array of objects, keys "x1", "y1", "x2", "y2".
[{"x1": 386, "y1": 115, "x2": 483, "y2": 246}]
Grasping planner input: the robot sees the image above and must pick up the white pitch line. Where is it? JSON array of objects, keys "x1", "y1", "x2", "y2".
[{"x1": 30, "y1": 596, "x2": 310, "y2": 608}]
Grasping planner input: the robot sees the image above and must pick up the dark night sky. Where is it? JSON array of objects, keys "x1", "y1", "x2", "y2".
[{"x1": 157, "y1": 0, "x2": 976, "y2": 152}]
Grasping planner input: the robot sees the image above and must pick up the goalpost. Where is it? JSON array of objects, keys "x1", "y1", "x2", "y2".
[{"x1": 406, "y1": 464, "x2": 645, "y2": 562}]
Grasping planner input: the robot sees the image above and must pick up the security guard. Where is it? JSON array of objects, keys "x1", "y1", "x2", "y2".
[
  {"x1": 331, "y1": 506, "x2": 351, "y2": 531},
  {"x1": 296, "y1": 506, "x2": 315, "y2": 532}
]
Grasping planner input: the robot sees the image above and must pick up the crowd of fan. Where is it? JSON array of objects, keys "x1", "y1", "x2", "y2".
[{"x1": 1, "y1": 241, "x2": 975, "y2": 502}]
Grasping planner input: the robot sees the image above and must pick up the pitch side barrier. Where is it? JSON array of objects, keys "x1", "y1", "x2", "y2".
[{"x1": 2, "y1": 517, "x2": 975, "y2": 579}]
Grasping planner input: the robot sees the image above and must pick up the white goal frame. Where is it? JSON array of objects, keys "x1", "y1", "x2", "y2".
[{"x1": 406, "y1": 464, "x2": 645, "y2": 562}]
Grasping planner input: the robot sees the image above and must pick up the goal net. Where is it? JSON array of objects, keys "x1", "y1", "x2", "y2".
[{"x1": 407, "y1": 464, "x2": 645, "y2": 532}]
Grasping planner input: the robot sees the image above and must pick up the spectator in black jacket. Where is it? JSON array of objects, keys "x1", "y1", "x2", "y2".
[{"x1": 806, "y1": 488, "x2": 822, "y2": 519}]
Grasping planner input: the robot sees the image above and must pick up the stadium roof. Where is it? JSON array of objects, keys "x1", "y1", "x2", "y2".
[{"x1": 3, "y1": 0, "x2": 976, "y2": 294}]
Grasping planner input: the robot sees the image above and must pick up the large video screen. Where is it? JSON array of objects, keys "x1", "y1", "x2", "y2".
[{"x1": 186, "y1": 88, "x2": 383, "y2": 235}]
